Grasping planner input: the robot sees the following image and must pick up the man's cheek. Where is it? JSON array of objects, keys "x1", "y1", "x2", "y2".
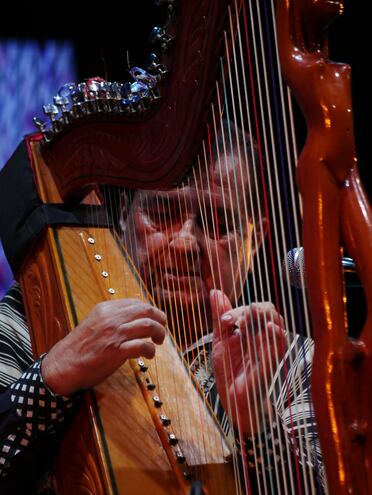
[{"x1": 143, "y1": 233, "x2": 169, "y2": 263}]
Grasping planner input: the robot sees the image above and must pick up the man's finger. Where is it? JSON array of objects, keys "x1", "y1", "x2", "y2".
[
  {"x1": 119, "y1": 318, "x2": 166, "y2": 345},
  {"x1": 118, "y1": 302, "x2": 167, "y2": 326},
  {"x1": 120, "y1": 339, "x2": 156, "y2": 360},
  {"x1": 210, "y1": 289, "x2": 234, "y2": 339},
  {"x1": 239, "y1": 303, "x2": 284, "y2": 331}
]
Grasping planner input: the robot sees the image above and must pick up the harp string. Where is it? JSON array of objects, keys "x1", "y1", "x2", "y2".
[
  {"x1": 141, "y1": 187, "x2": 223, "y2": 478},
  {"x1": 175, "y1": 182, "x2": 231, "y2": 484},
  {"x1": 223, "y1": 18, "x2": 285, "y2": 490},
  {"x1": 209, "y1": 100, "x2": 266, "y2": 494},
  {"x1": 96, "y1": 0, "x2": 329, "y2": 492},
  {"x1": 267, "y1": 1, "x2": 324, "y2": 491},
  {"x1": 238, "y1": 2, "x2": 306, "y2": 489},
  {"x1": 198, "y1": 137, "x2": 247, "y2": 488},
  {"x1": 142, "y1": 189, "x2": 202, "y2": 472},
  {"x1": 145, "y1": 190, "x2": 194, "y2": 457},
  {"x1": 217, "y1": 49, "x2": 277, "y2": 490},
  {"x1": 223, "y1": 10, "x2": 289, "y2": 491},
  {"x1": 208, "y1": 121, "x2": 253, "y2": 492},
  {"x1": 218, "y1": 76, "x2": 284, "y2": 494},
  {"x1": 267, "y1": 6, "x2": 320, "y2": 484},
  {"x1": 208, "y1": 116, "x2": 266, "y2": 494},
  {"x1": 192, "y1": 160, "x2": 245, "y2": 495},
  {"x1": 241, "y1": 2, "x2": 310, "y2": 488},
  {"x1": 170, "y1": 189, "x2": 209, "y2": 479},
  {"x1": 260, "y1": 1, "x2": 321, "y2": 490},
  {"x1": 203, "y1": 127, "x2": 251, "y2": 493},
  {"x1": 220, "y1": 0, "x2": 318, "y2": 492}
]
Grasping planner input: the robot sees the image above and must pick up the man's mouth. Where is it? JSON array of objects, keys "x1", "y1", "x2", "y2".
[
  {"x1": 165, "y1": 269, "x2": 200, "y2": 278},
  {"x1": 152, "y1": 267, "x2": 205, "y2": 295}
]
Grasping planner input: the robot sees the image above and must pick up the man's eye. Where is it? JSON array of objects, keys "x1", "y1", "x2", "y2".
[
  {"x1": 200, "y1": 214, "x2": 230, "y2": 238},
  {"x1": 215, "y1": 219, "x2": 228, "y2": 236},
  {"x1": 148, "y1": 209, "x2": 175, "y2": 226}
]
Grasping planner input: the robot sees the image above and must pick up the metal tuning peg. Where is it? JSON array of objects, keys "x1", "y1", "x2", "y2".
[
  {"x1": 129, "y1": 67, "x2": 158, "y2": 88},
  {"x1": 109, "y1": 82, "x2": 123, "y2": 113},
  {"x1": 160, "y1": 414, "x2": 171, "y2": 426},
  {"x1": 71, "y1": 83, "x2": 89, "y2": 117},
  {"x1": 54, "y1": 95, "x2": 70, "y2": 126},
  {"x1": 145, "y1": 53, "x2": 160, "y2": 73},
  {"x1": 32, "y1": 117, "x2": 50, "y2": 143},
  {"x1": 43, "y1": 104, "x2": 60, "y2": 132},
  {"x1": 99, "y1": 81, "x2": 112, "y2": 112},
  {"x1": 145, "y1": 53, "x2": 168, "y2": 80},
  {"x1": 119, "y1": 82, "x2": 135, "y2": 115},
  {"x1": 33, "y1": 116, "x2": 46, "y2": 133},
  {"x1": 149, "y1": 26, "x2": 173, "y2": 52},
  {"x1": 86, "y1": 80, "x2": 101, "y2": 113}
]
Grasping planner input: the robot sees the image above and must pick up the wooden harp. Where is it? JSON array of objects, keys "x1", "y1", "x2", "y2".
[{"x1": 2, "y1": 0, "x2": 371, "y2": 494}]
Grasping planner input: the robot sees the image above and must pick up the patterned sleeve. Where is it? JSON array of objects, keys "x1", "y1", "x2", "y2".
[
  {"x1": 0, "y1": 283, "x2": 80, "y2": 485},
  {"x1": 0, "y1": 356, "x2": 79, "y2": 479},
  {"x1": 269, "y1": 333, "x2": 327, "y2": 491}
]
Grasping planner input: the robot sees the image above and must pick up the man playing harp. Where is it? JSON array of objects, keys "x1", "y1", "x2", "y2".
[{"x1": 0, "y1": 118, "x2": 321, "y2": 494}]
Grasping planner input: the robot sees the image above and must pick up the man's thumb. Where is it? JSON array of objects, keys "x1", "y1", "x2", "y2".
[{"x1": 210, "y1": 289, "x2": 233, "y2": 329}]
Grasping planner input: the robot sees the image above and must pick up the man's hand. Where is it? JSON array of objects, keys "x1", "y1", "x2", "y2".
[
  {"x1": 210, "y1": 290, "x2": 286, "y2": 437},
  {"x1": 41, "y1": 299, "x2": 167, "y2": 396}
]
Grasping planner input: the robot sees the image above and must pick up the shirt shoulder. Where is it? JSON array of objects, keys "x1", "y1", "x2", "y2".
[{"x1": 0, "y1": 283, "x2": 33, "y2": 387}]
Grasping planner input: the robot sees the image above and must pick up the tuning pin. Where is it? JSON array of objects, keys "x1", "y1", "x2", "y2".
[
  {"x1": 99, "y1": 81, "x2": 112, "y2": 112},
  {"x1": 109, "y1": 82, "x2": 123, "y2": 112},
  {"x1": 33, "y1": 116, "x2": 46, "y2": 133},
  {"x1": 149, "y1": 26, "x2": 173, "y2": 52},
  {"x1": 43, "y1": 103, "x2": 58, "y2": 119},
  {"x1": 176, "y1": 452, "x2": 185, "y2": 464},
  {"x1": 130, "y1": 67, "x2": 158, "y2": 88},
  {"x1": 130, "y1": 81, "x2": 149, "y2": 98},
  {"x1": 160, "y1": 414, "x2": 171, "y2": 426},
  {"x1": 33, "y1": 117, "x2": 53, "y2": 142},
  {"x1": 144, "y1": 54, "x2": 167, "y2": 81},
  {"x1": 54, "y1": 95, "x2": 68, "y2": 109},
  {"x1": 70, "y1": 83, "x2": 89, "y2": 117},
  {"x1": 145, "y1": 53, "x2": 159, "y2": 72},
  {"x1": 149, "y1": 26, "x2": 164, "y2": 43},
  {"x1": 54, "y1": 95, "x2": 70, "y2": 125},
  {"x1": 110, "y1": 82, "x2": 123, "y2": 99},
  {"x1": 119, "y1": 82, "x2": 136, "y2": 114},
  {"x1": 168, "y1": 433, "x2": 178, "y2": 446},
  {"x1": 86, "y1": 80, "x2": 101, "y2": 113},
  {"x1": 43, "y1": 104, "x2": 61, "y2": 132},
  {"x1": 58, "y1": 82, "x2": 76, "y2": 99}
]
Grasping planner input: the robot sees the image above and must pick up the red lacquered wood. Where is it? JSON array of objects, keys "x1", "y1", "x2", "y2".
[
  {"x1": 42, "y1": 0, "x2": 229, "y2": 200},
  {"x1": 276, "y1": 1, "x2": 372, "y2": 493}
]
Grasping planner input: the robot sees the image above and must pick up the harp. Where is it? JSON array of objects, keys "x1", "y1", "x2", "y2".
[{"x1": 0, "y1": 1, "x2": 371, "y2": 494}]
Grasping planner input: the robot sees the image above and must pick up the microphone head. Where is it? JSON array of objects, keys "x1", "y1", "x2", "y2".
[{"x1": 282, "y1": 247, "x2": 306, "y2": 289}]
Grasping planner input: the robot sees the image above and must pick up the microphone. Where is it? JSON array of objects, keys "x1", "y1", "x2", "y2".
[{"x1": 282, "y1": 247, "x2": 357, "y2": 289}]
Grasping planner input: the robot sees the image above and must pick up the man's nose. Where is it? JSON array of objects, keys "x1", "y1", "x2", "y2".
[{"x1": 168, "y1": 218, "x2": 200, "y2": 255}]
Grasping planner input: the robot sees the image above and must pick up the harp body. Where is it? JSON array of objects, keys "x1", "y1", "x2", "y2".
[
  {"x1": 20, "y1": 139, "x2": 237, "y2": 494},
  {"x1": 6, "y1": 0, "x2": 372, "y2": 494}
]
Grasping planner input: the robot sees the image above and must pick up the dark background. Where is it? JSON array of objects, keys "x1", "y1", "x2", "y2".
[{"x1": 1, "y1": 1, "x2": 369, "y2": 196}]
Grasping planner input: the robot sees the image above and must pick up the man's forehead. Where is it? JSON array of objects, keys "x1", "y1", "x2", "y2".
[{"x1": 137, "y1": 152, "x2": 249, "y2": 201}]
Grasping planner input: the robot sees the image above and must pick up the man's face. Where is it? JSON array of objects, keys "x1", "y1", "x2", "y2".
[{"x1": 123, "y1": 153, "x2": 258, "y2": 325}]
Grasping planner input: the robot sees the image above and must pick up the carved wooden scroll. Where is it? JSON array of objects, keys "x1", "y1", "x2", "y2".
[{"x1": 276, "y1": 1, "x2": 372, "y2": 493}]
